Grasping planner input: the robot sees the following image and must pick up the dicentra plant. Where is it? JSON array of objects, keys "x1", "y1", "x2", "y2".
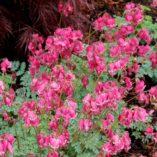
[{"x1": 0, "y1": 3, "x2": 157, "y2": 157}]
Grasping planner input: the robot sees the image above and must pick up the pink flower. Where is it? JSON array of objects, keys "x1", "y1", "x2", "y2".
[
  {"x1": 125, "y1": 3, "x2": 135, "y2": 10},
  {"x1": 86, "y1": 42, "x2": 105, "y2": 55},
  {"x1": 108, "y1": 58, "x2": 128, "y2": 76},
  {"x1": 72, "y1": 41, "x2": 84, "y2": 55},
  {"x1": 25, "y1": 111, "x2": 39, "y2": 128},
  {"x1": 125, "y1": 77, "x2": 132, "y2": 90},
  {"x1": 93, "y1": 13, "x2": 115, "y2": 31},
  {"x1": 118, "y1": 108, "x2": 133, "y2": 128},
  {"x1": 49, "y1": 137, "x2": 60, "y2": 149},
  {"x1": 0, "y1": 134, "x2": 15, "y2": 155},
  {"x1": 93, "y1": 16, "x2": 106, "y2": 31},
  {"x1": 49, "y1": 119, "x2": 58, "y2": 130},
  {"x1": 121, "y1": 132, "x2": 131, "y2": 152},
  {"x1": 18, "y1": 103, "x2": 40, "y2": 128},
  {"x1": 4, "y1": 88, "x2": 15, "y2": 107},
  {"x1": 79, "y1": 119, "x2": 93, "y2": 132},
  {"x1": 102, "y1": 114, "x2": 114, "y2": 130},
  {"x1": 149, "y1": 85, "x2": 157, "y2": 99},
  {"x1": 149, "y1": 110, "x2": 154, "y2": 116},
  {"x1": 86, "y1": 42, "x2": 106, "y2": 75},
  {"x1": 128, "y1": 63, "x2": 140, "y2": 75},
  {"x1": 133, "y1": 107, "x2": 148, "y2": 123},
  {"x1": 0, "y1": 80, "x2": 4, "y2": 90},
  {"x1": 58, "y1": 132, "x2": 70, "y2": 148},
  {"x1": 82, "y1": 75, "x2": 89, "y2": 89},
  {"x1": 102, "y1": 142, "x2": 113, "y2": 156},
  {"x1": 83, "y1": 81, "x2": 122, "y2": 115},
  {"x1": 47, "y1": 151, "x2": 59, "y2": 157},
  {"x1": 50, "y1": 81, "x2": 60, "y2": 92},
  {"x1": 138, "y1": 28, "x2": 151, "y2": 44},
  {"x1": 3, "y1": 112, "x2": 9, "y2": 121},
  {"x1": 1, "y1": 58, "x2": 12, "y2": 72},
  {"x1": 138, "y1": 45, "x2": 150, "y2": 57},
  {"x1": 145, "y1": 127, "x2": 154, "y2": 136},
  {"x1": 28, "y1": 34, "x2": 44, "y2": 54},
  {"x1": 0, "y1": 80, "x2": 5, "y2": 96},
  {"x1": 102, "y1": 132, "x2": 131, "y2": 156},
  {"x1": 119, "y1": 25, "x2": 135, "y2": 37},
  {"x1": 125, "y1": 3, "x2": 144, "y2": 25},
  {"x1": 135, "y1": 80, "x2": 145, "y2": 94},
  {"x1": 149, "y1": 52, "x2": 157, "y2": 69},
  {"x1": 55, "y1": 100, "x2": 77, "y2": 125},
  {"x1": 37, "y1": 133, "x2": 49, "y2": 148},
  {"x1": 137, "y1": 92, "x2": 149, "y2": 104},
  {"x1": 110, "y1": 46, "x2": 121, "y2": 58}
]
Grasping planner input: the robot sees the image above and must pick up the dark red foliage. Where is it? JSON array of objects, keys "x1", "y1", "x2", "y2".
[{"x1": 0, "y1": 6, "x2": 12, "y2": 49}]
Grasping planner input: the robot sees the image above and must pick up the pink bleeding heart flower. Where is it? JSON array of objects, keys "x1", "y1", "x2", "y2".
[
  {"x1": 1, "y1": 58, "x2": 12, "y2": 73},
  {"x1": 4, "y1": 88, "x2": 15, "y2": 107},
  {"x1": 145, "y1": 127, "x2": 154, "y2": 136},
  {"x1": 0, "y1": 80, "x2": 5, "y2": 96},
  {"x1": 138, "y1": 28, "x2": 151, "y2": 44},
  {"x1": 135, "y1": 80, "x2": 145, "y2": 94},
  {"x1": 47, "y1": 151, "x2": 59, "y2": 157},
  {"x1": 133, "y1": 107, "x2": 148, "y2": 123},
  {"x1": 82, "y1": 75, "x2": 89, "y2": 89},
  {"x1": 3, "y1": 112, "x2": 9, "y2": 121},
  {"x1": 79, "y1": 119, "x2": 93, "y2": 132}
]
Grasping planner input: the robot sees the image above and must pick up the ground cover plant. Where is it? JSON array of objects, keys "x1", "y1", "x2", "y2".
[{"x1": 0, "y1": 2, "x2": 157, "y2": 157}]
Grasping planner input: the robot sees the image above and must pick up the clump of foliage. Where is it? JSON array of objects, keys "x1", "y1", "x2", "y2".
[{"x1": 0, "y1": 2, "x2": 157, "y2": 157}]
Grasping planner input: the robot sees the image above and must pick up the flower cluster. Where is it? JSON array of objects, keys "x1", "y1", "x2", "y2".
[
  {"x1": 79, "y1": 119, "x2": 93, "y2": 132},
  {"x1": 30, "y1": 66, "x2": 75, "y2": 112},
  {"x1": 0, "y1": 72, "x2": 15, "y2": 107},
  {"x1": 115, "y1": 25, "x2": 135, "y2": 39},
  {"x1": 37, "y1": 99, "x2": 75, "y2": 155},
  {"x1": 0, "y1": 133, "x2": 15, "y2": 156},
  {"x1": 86, "y1": 42, "x2": 106, "y2": 75},
  {"x1": 82, "y1": 75, "x2": 89, "y2": 89},
  {"x1": 108, "y1": 57, "x2": 129, "y2": 76},
  {"x1": 124, "y1": 3, "x2": 144, "y2": 25},
  {"x1": 138, "y1": 28, "x2": 152, "y2": 44},
  {"x1": 0, "y1": 80, "x2": 5, "y2": 97},
  {"x1": 18, "y1": 101, "x2": 40, "y2": 128},
  {"x1": 37, "y1": 132, "x2": 70, "y2": 155},
  {"x1": 102, "y1": 132, "x2": 131, "y2": 157},
  {"x1": 118, "y1": 107, "x2": 148, "y2": 128},
  {"x1": 93, "y1": 13, "x2": 116, "y2": 31},
  {"x1": 135, "y1": 80, "x2": 148, "y2": 103},
  {"x1": 4, "y1": 88, "x2": 15, "y2": 107},
  {"x1": 149, "y1": 85, "x2": 157, "y2": 100},
  {"x1": 149, "y1": 52, "x2": 157, "y2": 68},
  {"x1": 83, "y1": 81, "x2": 122, "y2": 116},
  {"x1": 102, "y1": 113, "x2": 114, "y2": 131},
  {"x1": 28, "y1": 27, "x2": 83, "y2": 77},
  {"x1": 0, "y1": 58, "x2": 12, "y2": 73},
  {"x1": 110, "y1": 37, "x2": 139, "y2": 57},
  {"x1": 145, "y1": 127, "x2": 157, "y2": 143}
]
